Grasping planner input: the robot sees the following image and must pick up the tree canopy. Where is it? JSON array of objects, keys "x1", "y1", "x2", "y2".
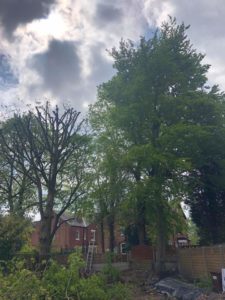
[{"x1": 89, "y1": 18, "x2": 225, "y2": 273}]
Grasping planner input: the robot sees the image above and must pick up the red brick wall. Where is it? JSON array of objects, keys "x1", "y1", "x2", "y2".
[{"x1": 31, "y1": 220, "x2": 99, "y2": 251}]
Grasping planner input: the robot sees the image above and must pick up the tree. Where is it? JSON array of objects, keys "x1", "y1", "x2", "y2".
[
  {"x1": 90, "y1": 18, "x2": 222, "y2": 274},
  {"x1": 159, "y1": 85, "x2": 225, "y2": 245},
  {"x1": 0, "y1": 103, "x2": 90, "y2": 256},
  {"x1": 89, "y1": 107, "x2": 128, "y2": 252},
  {"x1": 184, "y1": 125, "x2": 225, "y2": 245},
  {"x1": 0, "y1": 119, "x2": 35, "y2": 216}
]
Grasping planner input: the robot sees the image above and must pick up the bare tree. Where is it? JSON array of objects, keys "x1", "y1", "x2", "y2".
[
  {"x1": 0, "y1": 103, "x2": 90, "y2": 256},
  {"x1": 0, "y1": 120, "x2": 35, "y2": 216}
]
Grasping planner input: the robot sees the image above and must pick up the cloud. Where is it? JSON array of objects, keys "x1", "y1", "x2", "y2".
[
  {"x1": 1, "y1": 0, "x2": 225, "y2": 113},
  {"x1": 94, "y1": 3, "x2": 123, "y2": 27},
  {"x1": 0, "y1": 0, "x2": 56, "y2": 38},
  {"x1": 0, "y1": 54, "x2": 18, "y2": 89},
  {"x1": 30, "y1": 39, "x2": 82, "y2": 98},
  {"x1": 142, "y1": 0, "x2": 225, "y2": 89},
  {"x1": 88, "y1": 43, "x2": 114, "y2": 85}
]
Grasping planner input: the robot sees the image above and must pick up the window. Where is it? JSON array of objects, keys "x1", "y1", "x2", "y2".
[
  {"x1": 84, "y1": 231, "x2": 86, "y2": 240},
  {"x1": 120, "y1": 243, "x2": 127, "y2": 254},
  {"x1": 75, "y1": 230, "x2": 80, "y2": 240},
  {"x1": 90, "y1": 229, "x2": 96, "y2": 241}
]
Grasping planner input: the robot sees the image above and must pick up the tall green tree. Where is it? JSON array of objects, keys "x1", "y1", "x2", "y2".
[
  {"x1": 89, "y1": 107, "x2": 127, "y2": 252},
  {"x1": 91, "y1": 18, "x2": 223, "y2": 274}
]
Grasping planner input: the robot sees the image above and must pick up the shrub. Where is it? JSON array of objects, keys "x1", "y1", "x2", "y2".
[
  {"x1": 0, "y1": 259, "x2": 48, "y2": 299},
  {"x1": 194, "y1": 276, "x2": 213, "y2": 291},
  {"x1": 101, "y1": 252, "x2": 120, "y2": 283},
  {"x1": 0, "y1": 251, "x2": 132, "y2": 299},
  {"x1": 0, "y1": 215, "x2": 32, "y2": 260}
]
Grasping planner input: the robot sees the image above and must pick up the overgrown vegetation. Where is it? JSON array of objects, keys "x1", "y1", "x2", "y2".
[
  {"x1": 0, "y1": 252, "x2": 131, "y2": 300},
  {"x1": 194, "y1": 276, "x2": 213, "y2": 292},
  {"x1": 0, "y1": 215, "x2": 32, "y2": 260}
]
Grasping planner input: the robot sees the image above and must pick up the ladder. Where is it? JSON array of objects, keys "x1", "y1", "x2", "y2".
[{"x1": 85, "y1": 240, "x2": 95, "y2": 273}]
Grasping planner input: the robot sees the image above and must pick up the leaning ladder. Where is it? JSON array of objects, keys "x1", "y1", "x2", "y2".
[{"x1": 85, "y1": 240, "x2": 94, "y2": 273}]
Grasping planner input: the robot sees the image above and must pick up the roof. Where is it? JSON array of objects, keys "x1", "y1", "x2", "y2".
[{"x1": 60, "y1": 212, "x2": 89, "y2": 228}]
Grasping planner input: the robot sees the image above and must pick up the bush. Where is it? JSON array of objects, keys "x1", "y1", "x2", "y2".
[
  {"x1": 0, "y1": 215, "x2": 32, "y2": 260},
  {"x1": 0, "y1": 251, "x2": 131, "y2": 300},
  {"x1": 101, "y1": 252, "x2": 121, "y2": 283},
  {"x1": 0, "y1": 259, "x2": 48, "y2": 299},
  {"x1": 194, "y1": 276, "x2": 213, "y2": 292}
]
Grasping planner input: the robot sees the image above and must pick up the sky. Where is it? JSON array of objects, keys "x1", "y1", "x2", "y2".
[{"x1": 0, "y1": 0, "x2": 225, "y2": 113}]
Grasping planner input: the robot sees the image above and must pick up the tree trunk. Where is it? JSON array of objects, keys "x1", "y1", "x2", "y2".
[
  {"x1": 137, "y1": 218, "x2": 146, "y2": 244},
  {"x1": 39, "y1": 213, "x2": 53, "y2": 258},
  {"x1": 108, "y1": 215, "x2": 115, "y2": 252},
  {"x1": 155, "y1": 209, "x2": 166, "y2": 276},
  {"x1": 100, "y1": 219, "x2": 105, "y2": 253},
  {"x1": 137, "y1": 200, "x2": 146, "y2": 244}
]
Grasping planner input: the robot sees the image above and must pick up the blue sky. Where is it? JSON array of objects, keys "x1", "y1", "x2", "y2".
[{"x1": 0, "y1": 0, "x2": 225, "y2": 112}]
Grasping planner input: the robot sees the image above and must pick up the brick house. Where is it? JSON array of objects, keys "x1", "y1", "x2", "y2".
[
  {"x1": 31, "y1": 214, "x2": 98, "y2": 253},
  {"x1": 31, "y1": 213, "x2": 126, "y2": 254}
]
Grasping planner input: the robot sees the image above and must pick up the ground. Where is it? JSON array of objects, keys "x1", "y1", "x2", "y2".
[
  {"x1": 131, "y1": 285, "x2": 169, "y2": 299},
  {"x1": 120, "y1": 267, "x2": 173, "y2": 299}
]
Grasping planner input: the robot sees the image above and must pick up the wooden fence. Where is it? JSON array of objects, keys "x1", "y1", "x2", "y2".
[
  {"x1": 178, "y1": 245, "x2": 225, "y2": 279},
  {"x1": 93, "y1": 253, "x2": 128, "y2": 264}
]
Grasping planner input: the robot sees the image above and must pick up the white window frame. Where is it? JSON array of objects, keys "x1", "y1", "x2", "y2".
[
  {"x1": 90, "y1": 229, "x2": 96, "y2": 241},
  {"x1": 120, "y1": 243, "x2": 126, "y2": 254},
  {"x1": 75, "y1": 230, "x2": 80, "y2": 240}
]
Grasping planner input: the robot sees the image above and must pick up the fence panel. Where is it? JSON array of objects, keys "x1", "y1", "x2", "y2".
[{"x1": 178, "y1": 245, "x2": 225, "y2": 280}]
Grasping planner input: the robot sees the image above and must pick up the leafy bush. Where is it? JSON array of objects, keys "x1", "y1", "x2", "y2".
[
  {"x1": 0, "y1": 215, "x2": 32, "y2": 260},
  {"x1": 0, "y1": 251, "x2": 131, "y2": 300},
  {"x1": 101, "y1": 252, "x2": 121, "y2": 283},
  {"x1": 0, "y1": 259, "x2": 48, "y2": 299},
  {"x1": 194, "y1": 276, "x2": 213, "y2": 291}
]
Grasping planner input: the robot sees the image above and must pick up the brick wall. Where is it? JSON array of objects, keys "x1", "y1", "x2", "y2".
[{"x1": 31, "y1": 220, "x2": 98, "y2": 251}]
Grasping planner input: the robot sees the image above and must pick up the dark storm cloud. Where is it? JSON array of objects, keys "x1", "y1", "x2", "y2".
[
  {"x1": 94, "y1": 3, "x2": 123, "y2": 27},
  {"x1": 30, "y1": 39, "x2": 81, "y2": 97},
  {"x1": 0, "y1": 0, "x2": 55, "y2": 37},
  {"x1": 67, "y1": 43, "x2": 115, "y2": 107},
  {"x1": 89, "y1": 44, "x2": 114, "y2": 85}
]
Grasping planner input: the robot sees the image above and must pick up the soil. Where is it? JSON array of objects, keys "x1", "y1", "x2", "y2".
[
  {"x1": 120, "y1": 268, "x2": 174, "y2": 299},
  {"x1": 131, "y1": 285, "x2": 169, "y2": 299}
]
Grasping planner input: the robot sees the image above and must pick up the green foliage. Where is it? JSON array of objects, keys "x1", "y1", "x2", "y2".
[
  {"x1": 0, "y1": 251, "x2": 131, "y2": 300},
  {"x1": 0, "y1": 259, "x2": 48, "y2": 299},
  {"x1": 194, "y1": 276, "x2": 213, "y2": 292},
  {"x1": 0, "y1": 214, "x2": 31, "y2": 260},
  {"x1": 89, "y1": 17, "x2": 225, "y2": 274},
  {"x1": 78, "y1": 275, "x2": 107, "y2": 300},
  {"x1": 107, "y1": 282, "x2": 131, "y2": 300},
  {"x1": 187, "y1": 219, "x2": 200, "y2": 245},
  {"x1": 102, "y1": 252, "x2": 121, "y2": 283}
]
